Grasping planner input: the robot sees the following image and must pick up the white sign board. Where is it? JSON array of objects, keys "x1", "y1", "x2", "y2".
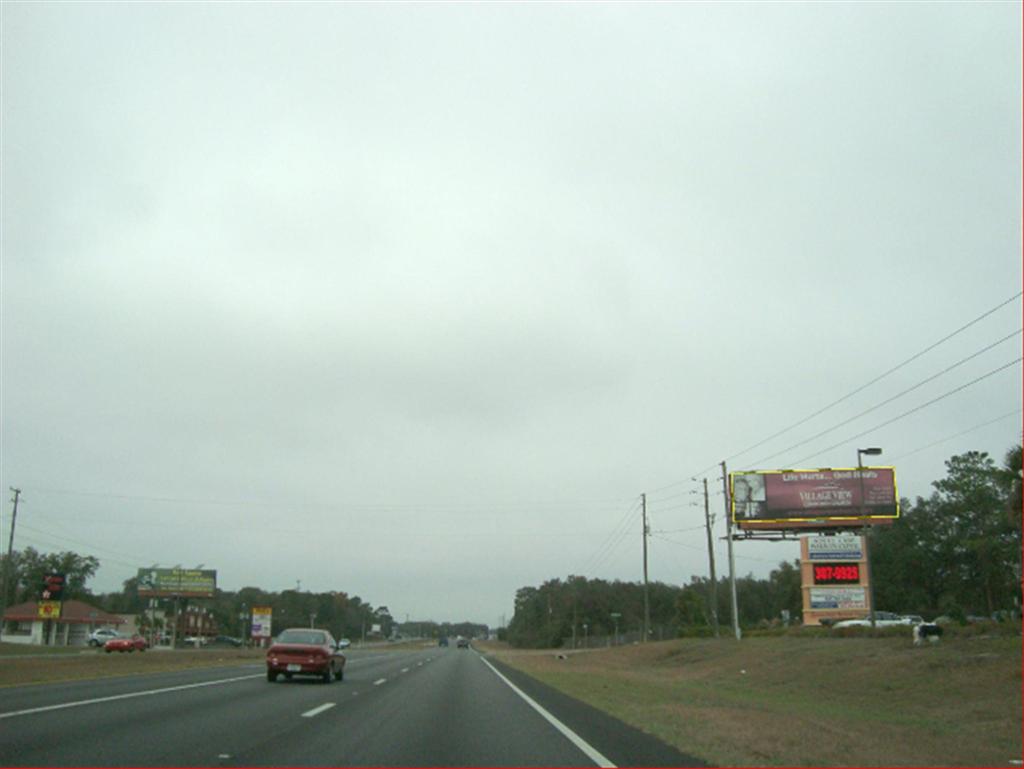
[
  {"x1": 371, "y1": 623, "x2": 382, "y2": 634},
  {"x1": 809, "y1": 587, "x2": 866, "y2": 610},
  {"x1": 251, "y1": 606, "x2": 273, "y2": 638},
  {"x1": 806, "y1": 534, "x2": 863, "y2": 561}
]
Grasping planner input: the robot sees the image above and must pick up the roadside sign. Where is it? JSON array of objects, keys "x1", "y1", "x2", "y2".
[
  {"x1": 251, "y1": 606, "x2": 272, "y2": 638},
  {"x1": 809, "y1": 587, "x2": 867, "y2": 610},
  {"x1": 807, "y1": 534, "x2": 863, "y2": 560},
  {"x1": 136, "y1": 567, "x2": 217, "y2": 598},
  {"x1": 38, "y1": 600, "x2": 62, "y2": 619},
  {"x1": 41, "y1": 573, "x2": 65, "y2": 601}
]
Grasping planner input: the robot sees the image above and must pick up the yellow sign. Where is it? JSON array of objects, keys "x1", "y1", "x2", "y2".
[{"x1": 37, "y1": 600, "x2": 61, "y2": 619}]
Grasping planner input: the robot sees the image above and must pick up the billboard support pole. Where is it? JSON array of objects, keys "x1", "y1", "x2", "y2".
[
  {"x1": 702, "y1": 478, "x2": 720, "y2": 638},
  {"x1": 721, "y1": 462, "x2": 741, "y2": 641},
  {"x1": 856, "y1": 448, "x2": 883, "y2": 629}
]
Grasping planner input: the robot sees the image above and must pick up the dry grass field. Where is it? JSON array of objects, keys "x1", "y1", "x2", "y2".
[{"x1": 483, "y1": 633, "x2": 1022, "y2": 767}]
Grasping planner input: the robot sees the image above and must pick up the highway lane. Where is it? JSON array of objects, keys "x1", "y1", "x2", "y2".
[{"x1": 0, "y1": 646, "x2": 705, "y2": 767}]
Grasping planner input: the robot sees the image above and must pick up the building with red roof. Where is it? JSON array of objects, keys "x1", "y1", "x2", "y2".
[{"x1": 1, "y1": 599, "x2": 126, "y2": 647}]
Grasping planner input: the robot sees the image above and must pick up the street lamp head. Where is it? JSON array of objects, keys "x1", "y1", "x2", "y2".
[{"x1": 858, "y1": 447, "x2": 883, "y2": 456}]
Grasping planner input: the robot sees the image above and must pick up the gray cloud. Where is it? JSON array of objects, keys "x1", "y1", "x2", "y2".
[{"x1": 2, "y1": 2, "x2": 1020, "y2": 624}]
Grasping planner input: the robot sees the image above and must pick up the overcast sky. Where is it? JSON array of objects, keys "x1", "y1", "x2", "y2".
[{"x1": 2, "y1": 2, "x2": 1021, "y2": 627}]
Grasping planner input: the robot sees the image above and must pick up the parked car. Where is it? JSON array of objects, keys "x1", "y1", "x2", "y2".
[
  {"x1": 832, "y1": 611, "x2": 918, "y2": 628},
  {"x1": 210, "y1": 635, "x2": 243, "y2": 647},
  {"x1": 104, "y1": 634, "x2": 148, "y2": 653},
  {"x1": 182, "y1": 635, "x2": 207, "y2": 647},
  {"x1": 88, "y1": 628, "x2": 120, "y2": 647},
  {"x1": 266, "y1": 628, "x2": 346, "y2": 683},
  {"x1": 337, "y1": 638, "x2": 351, "y2": 649}
]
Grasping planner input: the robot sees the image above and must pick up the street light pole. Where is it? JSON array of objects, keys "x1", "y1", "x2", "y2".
[{"x1": 857, "y1": 448, "x2": 883, "y2": 629}]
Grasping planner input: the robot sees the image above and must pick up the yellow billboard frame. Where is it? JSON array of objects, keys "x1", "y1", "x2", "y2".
[{"x1": 730, "y1": 466, "x2": 900, "y2": 527}]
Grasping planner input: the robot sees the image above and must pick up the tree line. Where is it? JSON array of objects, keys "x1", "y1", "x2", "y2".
[
  {"x1": 0, "y1": 551, "x2": 398, "y2": 642},
  {"x1": 507, "y1": 445, "x2": 1021, "y2": 647}
]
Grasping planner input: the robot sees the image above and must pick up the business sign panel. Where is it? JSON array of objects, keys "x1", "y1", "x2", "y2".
[
  {"x1": 812, "y1": 563, "x2": 861, "y2": 585},
  {"x1": 40, "y1": 573, "x2": 65, "y2": 601},
  {"x1": 809, "y1": 587, "x2": 867, "y2": 610},
  {"x1": 251, "y1": 606, "x2": 273, "y2": 638},
  {"x1": 37, "y1": 600, "x2": 62, "y2": 619},
  {"x1": 731, "y1": 468, "x2": 898, "y2": 530},
  {"x1": 136, "y1": 568, "x2": 217, "y2": 598},
  {"x1": 807, "y1": 534, "x2": 863, "y2": 560}
]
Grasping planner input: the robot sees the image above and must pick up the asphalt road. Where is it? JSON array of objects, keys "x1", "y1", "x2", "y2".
[{"x1": 0, "y1": 646, "x2": 706, "y2": 767}]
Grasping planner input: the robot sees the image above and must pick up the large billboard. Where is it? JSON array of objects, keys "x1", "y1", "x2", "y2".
[
  {"x1": 731, "y1": 467, "x2": 898, "y2": 530},
  {"x1": 137, "y1": 568, "x2": 217, "y2": 598}
]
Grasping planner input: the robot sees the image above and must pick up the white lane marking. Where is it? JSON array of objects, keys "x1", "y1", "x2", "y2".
[
  {"x1": 0, "y1": 673, "x2": 264, "y2": 720},
  {"x1": 373, "y1": 678, "x2": 387, "y2": 686},
  {"x1": 479, "y1": 656, "x2": 616, "y2": 769},
  {"x1": 218, "y1": 755, "x2": 230, "y2": 760},
  {"x1": 417, "y1": 662, "x2": 423, "y2": 667},
  {"x1": 301, "y1": 703, "x2": 336, "y2": 718},
  {"x1": 401, "y1": 668, "x2": 409, "y2": 673}
]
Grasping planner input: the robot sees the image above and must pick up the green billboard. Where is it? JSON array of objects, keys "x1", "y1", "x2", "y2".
[{"x1": 137, "y1": 568, "x2": 217, "y2": 598}]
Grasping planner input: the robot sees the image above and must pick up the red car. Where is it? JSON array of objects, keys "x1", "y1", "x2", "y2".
[
  {"x1": 266, "y1": 628, "x2": 346, "y2": 683},
  {"x1": 104, "y1": 634, "x2": 148, "y2": 653}
]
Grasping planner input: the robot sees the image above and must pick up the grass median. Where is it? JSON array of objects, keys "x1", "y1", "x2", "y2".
[
  {"x1": 481, "y1": 631, "x2": 1021, "y2": 767},
  {"x1": 0, "y1": 644, "x2": 265, "y2": 688},
  {"x1": 0, "y1": 640, "x2": 425, "y2": 689}
]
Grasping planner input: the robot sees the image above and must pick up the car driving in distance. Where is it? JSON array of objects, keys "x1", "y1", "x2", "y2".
[
  {"x1": 104, "y1": 634, "x2": 148, "y2": 653},
  {"x1": 457, "y1": 637, "x2": 469, "y2": 649},
  {"x1": 266, "y1": 628, "x2": 346, "y2": 683},
  {"x1": 438, "y1": 636, "x2": 449, "y2": 647}
]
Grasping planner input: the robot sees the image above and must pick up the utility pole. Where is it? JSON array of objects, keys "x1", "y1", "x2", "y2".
[
  {"x1": 1, "y1": 488, "x2": 22, "y2": 617},
  {"x1": 702, "y1": 478, "x2": 720, "y2": 638},
  {"x1": 721, "y1": 462, "x2": 741, "y2": 640},
  {"x1": 642, "y1": 493, "x2": 650, "y2": 643}
]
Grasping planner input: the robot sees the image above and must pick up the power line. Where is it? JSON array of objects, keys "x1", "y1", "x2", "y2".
[
  {"x1": 13, "y1": 531, "x2": 143, "y2": 572},
  {"x1": 650, "y1": 525, "x2": 706, "y2": 535},
  {"x1": 15, "y1": 521, "x2": 155, "y2": 567},
  {"x1": 650, "y1": 534, "x2": 706, "y2": 552},
  {"x1": 749, "y1": 330, "x2": 1022, "y2": 467},
  {"x1": 576, "y1": 497, "x2": 642, "y2": 576},
  {"x1": 790, "y1": 357, "x2": 1022, "y2": 466},
  {"x1": 26, "y1": 487, "x2": 631, "y2": 514},
  {"x1": 886, "y1": 409, "x2": 1022, "y2": 462},
  {"x1": 723, "y1": 292, "x2": 1022, "y2": 464},
  {"x1": 642, "y1": 292, "x2": 1022, "y2": 498}
]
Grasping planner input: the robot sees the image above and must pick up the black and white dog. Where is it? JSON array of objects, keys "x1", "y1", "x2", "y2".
[{"x1": 913, "y1": 623, "x2": 943, "y2": 645}]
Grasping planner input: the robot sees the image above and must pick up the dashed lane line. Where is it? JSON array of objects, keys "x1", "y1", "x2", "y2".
[
  {"x1": 301, "y1": 703, "x2": 336, "y2": 718},
  {"x1": 373, "y1": 678, "x2": 387, "y2": 686}
]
